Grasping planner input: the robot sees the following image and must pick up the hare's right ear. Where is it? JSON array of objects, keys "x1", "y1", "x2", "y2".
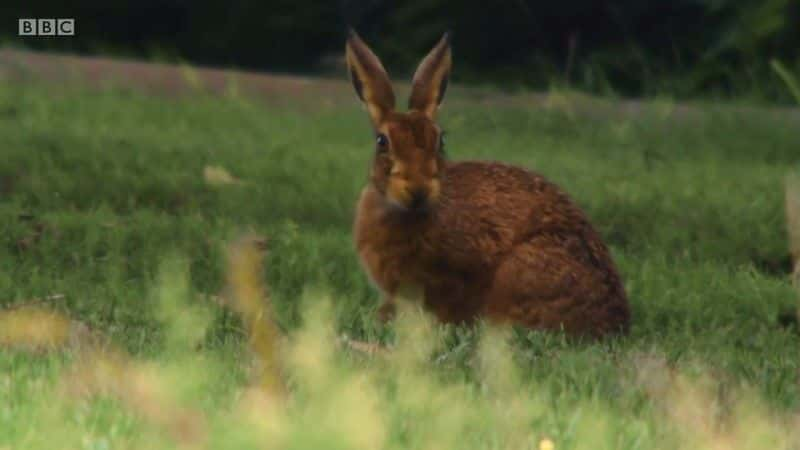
[
  {"x1": 346, "y1": 30, "x2": 396, "y2": 126},
  {"x1": 408, "y1": 33, "x2": 451, "y2": 119}
]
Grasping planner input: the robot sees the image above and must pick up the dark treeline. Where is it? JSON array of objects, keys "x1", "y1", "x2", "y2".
[{"x1": 3, "y1": 0, "x2": 799, "y2": 100}]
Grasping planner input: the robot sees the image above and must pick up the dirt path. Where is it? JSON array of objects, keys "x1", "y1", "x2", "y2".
[
  {"x1": 0, "y1": 48, "x2": 353, "y2": 104},
  {"x1": 1, "y1": 48, "x2": 798, "y2": 123}
]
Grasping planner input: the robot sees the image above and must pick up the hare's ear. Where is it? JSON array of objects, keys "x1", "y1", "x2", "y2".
[
  {"x1": 408, "y1": 33, "x2": 451, "y2": 119},
  {"x1": 346, "y1": 30, "x2": 395, "y2": 125}
]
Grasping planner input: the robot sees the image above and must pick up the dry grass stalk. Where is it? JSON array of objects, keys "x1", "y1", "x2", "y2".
[
  {"x1": 0, "y1": 306, "x2": 71, "y2": 350},
  {"x1": 203, "y1": 165, "x2": 243, "y2": 186},
  {"x1": 225, "y1": 233, "x2": 286, "y2": 397},
  {"x1": 340, "y1": 335, "x2": 390, "y2": 356},
  {"x1": 3, "y1": 293, "x2": 65, "y2": 311},
  {"x1": 786, "y1": 176, "x2": 800, "y2": 284},
  {"x1": 0, "y1": 304, "x2": 101, "y2": 352},
  {"x1": 63, "y1": 351, "x2": 208, "y2": 449},
  {"x1": 785, "y1": 176, "x2": 800, "y2": 325},
  {"x1": 635, "y1": 354, "x2": 796, "y2": 450}
]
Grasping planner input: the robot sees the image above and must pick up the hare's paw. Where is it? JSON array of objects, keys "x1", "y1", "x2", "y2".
[{"x1": 376, "y1": 299, "x2": 396, "y2": 323}]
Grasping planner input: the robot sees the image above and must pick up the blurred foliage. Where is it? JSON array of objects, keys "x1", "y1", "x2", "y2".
[
  {"x1": 2, "y1": 0, "x2": 799, "y2": 101},
  {"x1": 771, "y1": 60, "x2": 800, "y2": 104}
]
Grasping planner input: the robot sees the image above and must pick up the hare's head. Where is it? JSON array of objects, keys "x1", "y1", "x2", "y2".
[{"x1": 346, "y1": 30, "x2": 451, "y2": 213}]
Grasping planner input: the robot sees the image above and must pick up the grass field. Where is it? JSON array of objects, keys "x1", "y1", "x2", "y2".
[{"x1": 0, "y1": 72, "x2": 799, "y2": 449}]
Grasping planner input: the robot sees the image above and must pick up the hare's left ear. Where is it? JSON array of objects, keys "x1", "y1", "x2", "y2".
[{"x1": 408, "y1": 33, "x2": 452, "y2": 119}]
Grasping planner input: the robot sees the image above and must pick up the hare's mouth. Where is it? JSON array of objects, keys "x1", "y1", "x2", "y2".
[
  {"x1": 384, "y1": 180, "x2": 440, "y2": 214},
  {"x1": 384, "y1": 194, "x2": 433, "y2": 217}
]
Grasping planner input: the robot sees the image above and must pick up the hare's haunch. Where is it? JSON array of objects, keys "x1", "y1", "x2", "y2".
[{"x1": 346, "y1": 30, "x2": 630, "y2": 337}]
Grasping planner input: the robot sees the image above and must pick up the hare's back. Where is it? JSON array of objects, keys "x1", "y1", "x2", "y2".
[
  {"x1": 440, "y1": 161, "x2": 588, "y2": 229},
  {"x1": 434, "y1": 161, "x2": 595, "y2": 262}
]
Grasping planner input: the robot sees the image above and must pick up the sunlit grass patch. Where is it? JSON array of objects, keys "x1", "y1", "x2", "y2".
[{"x1": 1, "y1": 259, "x2": 798, "y2": 449}]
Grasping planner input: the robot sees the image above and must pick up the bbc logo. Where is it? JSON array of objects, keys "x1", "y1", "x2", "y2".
[{"x1": 19, "y1": 19, "x2": 75, "y2": 36}]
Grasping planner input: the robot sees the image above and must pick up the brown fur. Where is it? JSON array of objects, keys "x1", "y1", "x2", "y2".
[{"x1": 347, "y1": 31, "x2": 630, "y2": 337}]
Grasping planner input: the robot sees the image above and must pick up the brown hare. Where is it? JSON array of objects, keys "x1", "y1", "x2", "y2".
[{"x1": 346, "y1": 30, "x2": 630, "y2": 337}]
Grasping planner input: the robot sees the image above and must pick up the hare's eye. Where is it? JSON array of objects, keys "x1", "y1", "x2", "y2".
[{"x1": 376, "y1": 133, "x2": 388, "y2": 152}]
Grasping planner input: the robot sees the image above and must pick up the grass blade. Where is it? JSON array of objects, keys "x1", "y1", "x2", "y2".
[{"x1": 771, "y1": 59, "x2": 800, "y2": 104}]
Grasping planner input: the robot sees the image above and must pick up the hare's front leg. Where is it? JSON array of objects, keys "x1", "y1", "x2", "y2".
[
  {"x1": 364, "y1": 277, "x2": 398, "y2": 324},
  {"x1": 356, "y1": 247, "x2": 400, "y2": 324},
  {"x1": 376, "y1": 297, "x2": 396, "y2": 323}
]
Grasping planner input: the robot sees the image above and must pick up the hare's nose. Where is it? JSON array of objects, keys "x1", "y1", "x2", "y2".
[{"x1": 409, "y1": 188, "x2": 429, "y2": 210}]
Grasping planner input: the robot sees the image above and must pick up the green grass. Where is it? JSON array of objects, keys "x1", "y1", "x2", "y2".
[{"x1": 0, "y1": 78, "x2": 799, "y2": 449}]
